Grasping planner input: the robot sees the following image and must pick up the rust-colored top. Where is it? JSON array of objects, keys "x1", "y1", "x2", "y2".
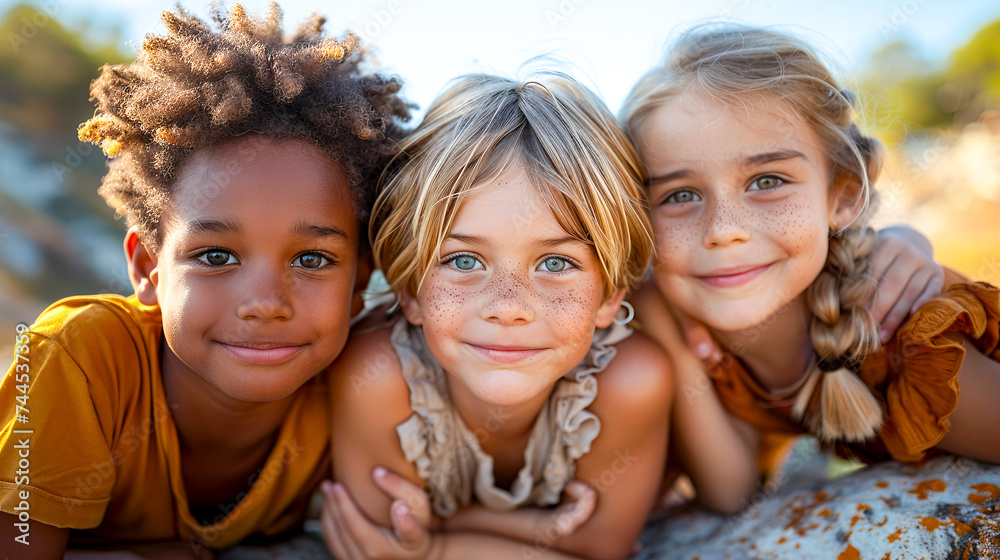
[{"x1": 708, "y1": 269, "x2": 999, "y2": 468}]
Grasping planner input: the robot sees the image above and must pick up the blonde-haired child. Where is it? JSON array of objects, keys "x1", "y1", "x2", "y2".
[
  {"x1": 323, "y1": 73, "x2": 672, "y2": 559},
  {"x1": 623, "y1": 24, "x2": 1000, "y2": 513}
]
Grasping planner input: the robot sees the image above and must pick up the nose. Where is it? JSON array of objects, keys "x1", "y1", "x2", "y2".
[
  {"x1": 481, "y1": 268, "x2": 535, "y2": 326},
  {"x1": 702, "y1": 190, "x2": 752, "y2": 248},
  {"x1": 236, "y1": 265, "x2": 294, "y2": 322}
]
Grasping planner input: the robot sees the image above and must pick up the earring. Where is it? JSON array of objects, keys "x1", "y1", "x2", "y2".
[{"x1": 614, "y1": 301, "x2": 635, "y2": 325}]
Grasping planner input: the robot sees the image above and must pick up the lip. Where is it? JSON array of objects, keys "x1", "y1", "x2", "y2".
[
  {"x1": 468, "y1": 344, "x2": 545, "y2": 364},
  {"x1": 696, "y1": 263, "x2": 773, "y2": 288},
  {"x1": 218, "y1": 342, "x2": 306, "y2": 365}
]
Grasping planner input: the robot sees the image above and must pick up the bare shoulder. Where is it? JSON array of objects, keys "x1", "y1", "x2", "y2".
[
  {"x1": 330, "y1": 325, "x2": 411, "y2": 423},
  {"x1": 591, "y1": 330, "x2": 673, "y2": 422}
]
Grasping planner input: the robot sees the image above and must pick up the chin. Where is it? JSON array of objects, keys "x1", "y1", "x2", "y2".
[{"x1": 468, "y1": 370, "x2": 548, "y2": 407}]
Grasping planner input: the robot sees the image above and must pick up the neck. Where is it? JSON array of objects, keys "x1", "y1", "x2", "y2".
[
  {"x1": 712, "y1": 294, "x2": 816, "y2": 392},
  {"x1": 447, "y1": 377, "x2": 550, "y2": 451},
  {"x1": 160, "y1": 341, "x2": 297, "y2": 455}
]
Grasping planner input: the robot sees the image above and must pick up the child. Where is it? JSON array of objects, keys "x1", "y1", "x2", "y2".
[
  {"x1": 324, "y1": 73, "x2": 673, "y2": 559},
  {"x1": 621, "y1": 25, "x2": 1000, "y2": 513},
  {"x1": 0, "y1": 3, "x2": 410, "y2": 556}
]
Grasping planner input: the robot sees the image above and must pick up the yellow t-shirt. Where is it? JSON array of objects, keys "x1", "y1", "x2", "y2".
[{"x1": 0, "y1": 294, "x2": 331, "y2": 550}]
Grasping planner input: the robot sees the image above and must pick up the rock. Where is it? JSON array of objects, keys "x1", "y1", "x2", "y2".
[{"x1": 637, "y1": 455, "x2": 1000, "y2": 560}]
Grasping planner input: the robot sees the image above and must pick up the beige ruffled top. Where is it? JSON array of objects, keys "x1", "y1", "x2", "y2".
[{"x1": 392, "y1": 315, "x2": 633, "y2": 518}]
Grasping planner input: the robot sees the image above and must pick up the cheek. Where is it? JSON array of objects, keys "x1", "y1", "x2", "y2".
[
  {"x1": 418, "y1": 276, "x2": 473, "y2": 332},
  {"x1": 766, "y1": 198, "x2": 829, "y2": 257},
  {"x1": 651, "y1": 211, "x2": 697, "y2": 272}
]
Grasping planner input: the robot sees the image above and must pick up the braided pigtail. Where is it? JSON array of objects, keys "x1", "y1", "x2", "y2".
[
  {"x1": 793, "y1": 225, "x2": 883, "y2": 441},
  {"x1": 793, "y1": 120, "x2": 886, "y2": 443}
]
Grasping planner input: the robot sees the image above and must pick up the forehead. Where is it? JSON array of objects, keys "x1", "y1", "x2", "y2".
[
  {"x1": 165, "y1": 136, "x2": 358, "y2": 233},
  {"x1": 638, "y1": 89, "x2": 824, "y2": 171},
  {"x1": 451, "y1": 168, "x2": 568, "y2": 238}
]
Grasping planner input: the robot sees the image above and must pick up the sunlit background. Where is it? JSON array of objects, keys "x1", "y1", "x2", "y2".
[{"x1": 2, "y1": 0, "x2": 1000, "y2": 361}]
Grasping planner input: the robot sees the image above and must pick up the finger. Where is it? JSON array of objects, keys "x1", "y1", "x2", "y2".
[
  {"x1": 320, "y1": 481, "x2": 363, "y2": 560},
  {"x1": 910, "y1": 267, "x2": 944, "y2": 314},
  {"x1": 390, "y1": 499, "x2": 427, "y2": 548},
  {"x1": 333, "y1": 483, "x2": 389, "y2": 547},
  {"x1": 869, "y1": 254, "x2": 908, "y2": 325},
  {"x1": 556, "y1": 481, "x2": 596, "y2": 535},
  {"x1": 879, "y1": 269, "x2": 933, "y2": 343},
  {"x1": 372, "y1": 466, "x2": 431, "y2": 525},
  {"x1": 867, "y1": 237, "x2": 900, "y2": 289}
]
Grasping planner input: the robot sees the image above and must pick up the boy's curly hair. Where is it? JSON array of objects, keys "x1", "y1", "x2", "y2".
[{"x1": 78, "y1": 2, "x2": 412, "y2": 251}]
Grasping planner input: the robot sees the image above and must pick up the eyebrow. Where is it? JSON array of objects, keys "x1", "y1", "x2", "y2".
[
  {"x1": 446, "y1": 233, "x2": 586, "y2": 249},
  {"x1": 646, "y1": 150, "x2": 808, "y2": 186},
  {"x1": 742, "y1": 149, "x2": 808, "y2": 167},
  {"x1": 187, "y1": 219, "x2": 347, "y2": 240},
  {"x1": 292, "y1": 222, "x2": 349, "y2": 240}
]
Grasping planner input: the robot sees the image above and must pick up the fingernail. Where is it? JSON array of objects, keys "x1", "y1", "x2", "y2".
[
  {"x1": 373, "y1": 466, "x2": 386, "y2": 479},
  {"x1": 696, "y1": 343, "x2": 712, "y2": 358},
  {"x1": 879, "y1": 329, "x2": 889, "y2": 343},
  {"x1": 394, "y1": 502, "x2": 408, "y2": 517},
  {"x1": 321, "y1": 481, "x2": 334, "y2": 495}
]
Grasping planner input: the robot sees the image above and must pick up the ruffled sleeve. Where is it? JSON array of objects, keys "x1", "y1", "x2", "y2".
[{"x1": 859, "y1": 280, "x2": 1000, "y2": 462}]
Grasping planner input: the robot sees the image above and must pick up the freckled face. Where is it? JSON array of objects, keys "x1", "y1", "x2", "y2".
[
  {"x1": 151, "y1": 136, "x2": 360, "y2": 402},
  {"x1": 636, "y1": 90, "x2": 836, "y2": 333},
  {"x1": 400, "y1": 168, "x2": 624, "y2": 407}
]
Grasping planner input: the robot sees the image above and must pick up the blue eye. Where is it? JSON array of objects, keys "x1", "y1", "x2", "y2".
[
  {"x1": 292, "y1": 252, "x2": 330, "y2": 269},
  {"x1": 749, "y1": 176, "x2": 783, "y2": 191},
  {"x1": 664, "y1": 190, "x2": 701, "y2": 204},
  {"x1": 538, "y1": 257, "x2": 573, "y2": 273},
  {"x1": 197, "y1": 250, "x2": 238, "y2": 267},
  {"x1": 446, "y1": 255, "x2": 483, "y2": 271}
]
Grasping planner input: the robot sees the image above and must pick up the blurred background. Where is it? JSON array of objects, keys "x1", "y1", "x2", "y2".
[{"x1": 2, "y1": 0, "x2": 1000, "y2": 361}]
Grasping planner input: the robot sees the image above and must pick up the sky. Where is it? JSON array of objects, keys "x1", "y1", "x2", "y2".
[{"x1": 5, "y1": 0, "x2": 1000, "y2": 117}]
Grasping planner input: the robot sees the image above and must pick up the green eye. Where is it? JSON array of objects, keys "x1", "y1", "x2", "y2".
[
  {"x1": 293, "y1": 252, "x2": 328, "y2": 269},
  {"x1": 751, "y1": 176, "x2": 782, "y2": 190},
  {"x1": 198, "y1": 250, "x2": 237, "y2": 266},
  {"x1": 665, "y1": 190, "x2": 700, "y2": 204},
  {"x1": 539, "y1": 257, "x2": 570, "y2": 273},
  {"x1": 448, "y1": 255, "x2": 482, "y2": 271}
]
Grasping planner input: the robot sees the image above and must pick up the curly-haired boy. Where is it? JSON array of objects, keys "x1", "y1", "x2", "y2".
[{"x1": 0, "y1": 3, "x2": 410, "y2": 557}]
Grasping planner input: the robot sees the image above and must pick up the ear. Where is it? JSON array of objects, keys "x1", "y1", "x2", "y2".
[
  {"x1": 125, "y1": 227, "x2": 160, "y2": 306},
  {"x1": 595, "y1": 288, "x2": 628, "y2": 329},
  {"x1": 351, "y1": 252, "x2": 374, "y2": 318},
  {"x1": 399, "y1": 286, "x2": 424, "y2": 326},
  {"x1": 828, "y1": 171, "x2": 866, "y2": 232}
]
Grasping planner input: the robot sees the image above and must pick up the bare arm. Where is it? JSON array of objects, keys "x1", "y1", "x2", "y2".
[
  {"x1": 936, "y1": 335, "x2": 1000, "y2": 463},
  {"x1": 0, "y1": 513, "x2": 68, "y2": 560},
  {"x1": 631, "y1": 282, "x2": 759, "y2": 514}
]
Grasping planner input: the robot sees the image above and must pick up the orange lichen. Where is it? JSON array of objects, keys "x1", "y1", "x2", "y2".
[
  {"x1": 777, "y1": 537, "x2": 787, "y2": 544},
  {"x1": 888, "y1": 528, "x2": 904, "y2": 542},
  {"x1": 818, "y1": 508, "x2": 832, "y2": 517},
  {"x1": 815, "y1": 491, "x2": 829, "y2": 502},
  {"x1": 908, "y1": 479, "x2": 947, "y2": 500},
  {"x1": 919, "y1": 517, "x2": 947, "y2": 532},
  {"x1": 875, "y1": 516, "x2": 888, "y2": 527},
  {"x1": 838, "y1": 544, "x2": 861, "y2": 560},
  {"x1": 952, "y1": 517, "x2": 972, "y2": 536},
  {"x1": 875, "y1": 481, "x2": 889, "y2": 488},
  {"x1": 968, "y1": 483, "x2": 1000, "y2": 504}
]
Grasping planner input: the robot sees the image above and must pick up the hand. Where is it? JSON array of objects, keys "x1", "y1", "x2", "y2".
[
  {"x1": 869, "y1": 226, "x2": 944, "y2": 343},
  {"x1": 678, "y1": 311, "x2": 723, "y2": 367},
  {"x1": 320, "y1": 479, "x2": 435, "y2": 560},
  {"x1": 442, "y1": 479, "x2": 595, "y2": 540}
]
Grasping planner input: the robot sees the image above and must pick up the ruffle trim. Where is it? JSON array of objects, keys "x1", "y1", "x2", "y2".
[{"x1": 875, "y1": 281, "x2": 999, "y2": 462}]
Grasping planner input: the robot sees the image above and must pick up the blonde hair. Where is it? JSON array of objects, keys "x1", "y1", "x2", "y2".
[
  {"x1": 372, "y1": 73, "x2": 653, "y2": 300},
  {"x1": 622, "y1": 25, "x2": 886, "y2": 443}
]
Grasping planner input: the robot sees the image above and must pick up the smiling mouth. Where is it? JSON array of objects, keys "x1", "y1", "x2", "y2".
[
  {"x1": 468, "y1": 344, "x2": 545, "y2": 364},
  {"x1": 218, "y1": 342, "x2": 306, "y2": 365},
  {"x1": 697, "y1": 263, "x2": 774, "y2": 288}
]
